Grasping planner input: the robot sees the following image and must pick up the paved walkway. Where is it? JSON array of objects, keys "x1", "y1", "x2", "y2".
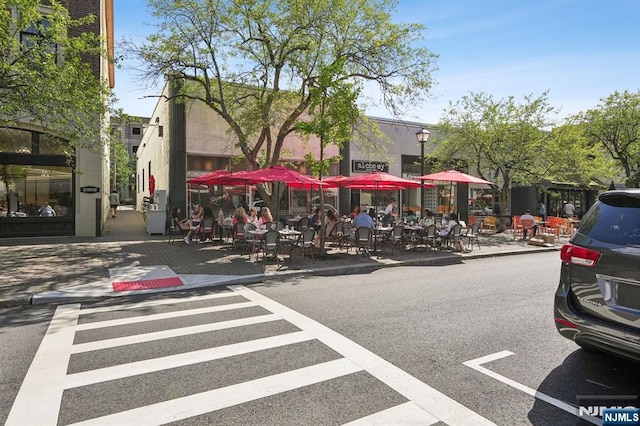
[{"x1": 0, "y1": 206, "x2": 565, "y2": 307}]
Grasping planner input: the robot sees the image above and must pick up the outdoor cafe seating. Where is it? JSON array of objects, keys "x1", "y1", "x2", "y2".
[
  {"x1": 289, "y1": 227, "x2": 316, "y2": 262},
  {"x1": 355, "y1": 226, "x2": 373, "y2": 256},
  {"x1": 386, "y1": 224, "x2": 406, "y2": 253},
  {"x1": 254, "y1": 229, "x2": 281, "y2": 264},
  {"x1": 463, "y1": 222, "x2": 481, "y2": 250}
]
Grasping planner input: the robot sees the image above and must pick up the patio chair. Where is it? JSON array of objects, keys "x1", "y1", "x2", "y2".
[
  {"x1": 299, "y1": 216, "x2": 311, "y2": 230},
  {"x1": 290, "y1": 227, "x2": 316, "y2": 262},
  {"x1": 167, "y1": 219, "x2": 187, "y2": 244},
  {"x1": 328, "y1": 221, "x2": 344, "y2": 247},
  {"x1": 198, "y1": 217, "x2": 215, "y2": 242},
  {"x1": 482, "y1": 215, "x2": 497, "y2": 233},
  {"x1": 233, "y1": 222, "x2": 247, "y2": 251},
  {"x1": 464, "y1": 222, "x2": 481, "y2": 251},
  {"x1": 256, "y1": 229, "x2": 281, "y2": 264},
  {"x1": 386, "y1": 224, "x2": 406, "y2": 253},
  {"x1": 420, "y1": 224, "x2": 438, "y2": 252},
  {"x1": 325, "y1": 221, "x2": 340, "y2": 246},
  {"x1": 440, "y1": 223, "x2": 462, "y2": 250},
  {"x1": 339, "y1": 222, "x2": 354, "y2": 252},
  {"x1": 242, "y1": 223, "x2": 259, "y2": 254},
  {"x1": 354, "y1": 226, "x2": 373, "y2": 256}
]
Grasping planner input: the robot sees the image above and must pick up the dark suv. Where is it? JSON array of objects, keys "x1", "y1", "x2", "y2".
[{"x1": 554, "y1": 189, "x2": 640, "y2": 362}]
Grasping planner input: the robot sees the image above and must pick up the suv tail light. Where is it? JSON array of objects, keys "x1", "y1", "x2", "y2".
[{"x1": 560, "y1": 243, "x2": 601, "y2": 267}]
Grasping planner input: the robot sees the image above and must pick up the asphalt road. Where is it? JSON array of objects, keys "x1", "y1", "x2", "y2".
[{"x1": 1, "y1": 251, "x2": 638, "y2": 425}]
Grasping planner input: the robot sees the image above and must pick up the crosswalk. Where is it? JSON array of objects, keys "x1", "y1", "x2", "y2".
[{"x1": 7, "y1": 285, "x2": 494, "y2": 425}]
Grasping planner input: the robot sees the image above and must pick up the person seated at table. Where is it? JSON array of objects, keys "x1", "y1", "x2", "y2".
[
  {"x1": 183, "y1": 204, "x2": 203, "y2": 244},
  {"x1": 349, "y1": 206, "x2": 360, "y2": 220},
  {"x1": 314, "y1": 209, "x2": 340, "y2": 246},
  {"x1": 439, "y1": 212, "x2": 458, "y2": 237},
  {"x1": 247, "y1": 207, "x2": 259, "y2": 226},
  {"x1": 198, "y1": 206, "x2": 216, "y2": 241},
  {"x1": 310, "y1": 207, "x2": 322, "y2": 231},
  {"x1": 216, "y1": 208, "x2": 225, "y2": 241},
  {"x1": 519, "y1": 209, "x2": 537, "y2": 240},
  {"x1": 170, "y1": 206, "x2": 190, "y2": 232},
  {"x1": 405, "y1": 210, "x2": 416, "y2": 222},
  {"x1": 354, "y1": 209, "x2": 374, "y2": 229},
  {"x1": 422, "y1": 208, "x2": 435, "y2": 226},
  {"x1": 259, "y1": 207, "x2": 273, "y2": 227},
  {"x1": 325, "y1": 209, "x2": 339, "y2": 234},
  {"x1": 232, "y1": 206, "x2": 247, "y2": 226}
]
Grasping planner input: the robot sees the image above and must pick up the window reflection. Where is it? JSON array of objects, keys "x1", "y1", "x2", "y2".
[{"x1": 0, "y1": 165, "x2": 72, "y2": 217}]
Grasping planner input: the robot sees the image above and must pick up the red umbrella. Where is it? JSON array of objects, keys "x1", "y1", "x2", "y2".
[
  {"x1": 322, "y1": 175, "x2": 417, "y2": 190},
  {"x1": 186, "y1": 170, "x2": 232, "y2": 185},
  {"x1": 415, "y1": 169, "x2": 492, "y2": 185},
  {"x1": 236, "y1": 165, "x2": 325, "y2": 186},
  {"x1": 341, "y1": 171, "x2": 425, "y2": 189},
  {"x1": 340, "y1": 172, "x2": 432, "y2": 218}
]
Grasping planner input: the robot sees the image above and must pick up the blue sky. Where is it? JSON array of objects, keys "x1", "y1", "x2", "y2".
[{"x1": 113, "y1": 0, "x2": 640, "y2": 123}]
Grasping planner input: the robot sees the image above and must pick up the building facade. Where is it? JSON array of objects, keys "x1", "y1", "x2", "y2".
[
  {"x1": 135, "y1": 82, "x2": 457, "y2": 225},
  {"x1": 0, "y1": 0, "x2": 114, "y2": 238}
]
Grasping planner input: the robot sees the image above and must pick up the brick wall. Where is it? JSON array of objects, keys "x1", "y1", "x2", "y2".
[{"x1": 62, "y1": 0, "x2": 102, "y2": 77}]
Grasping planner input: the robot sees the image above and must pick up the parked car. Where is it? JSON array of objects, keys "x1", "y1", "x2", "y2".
[{"x1": 554, "y1": 189, "x2": 640, "y2": 362}]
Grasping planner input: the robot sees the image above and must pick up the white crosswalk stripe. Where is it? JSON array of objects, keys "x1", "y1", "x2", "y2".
[{"x1": 8, "y1": 286, "x2": 494, "y2": 426}]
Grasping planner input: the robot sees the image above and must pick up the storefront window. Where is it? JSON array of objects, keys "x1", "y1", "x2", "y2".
[
  {"x1": 0, "y1": 165, "x2": 73, "y2": 217},
  {"x1": 0, "y1": 128, "x2": 31, "y2": 153}
]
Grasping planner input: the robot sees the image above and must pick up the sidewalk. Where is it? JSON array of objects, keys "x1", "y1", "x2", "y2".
[{"x1": 0, "y1": 206, "x2": 564, "y2": 307}]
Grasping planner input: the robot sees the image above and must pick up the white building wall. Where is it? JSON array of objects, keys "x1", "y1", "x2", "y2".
[{"x1": 136, "y1": 87, "x2": 171, "y2": 211}]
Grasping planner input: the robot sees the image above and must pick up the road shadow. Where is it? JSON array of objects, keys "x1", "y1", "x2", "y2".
[{"x1": 528, "y1": 348, "x2": 640, "y2": 425}]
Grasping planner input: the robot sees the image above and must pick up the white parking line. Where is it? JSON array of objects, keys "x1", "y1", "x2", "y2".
[
  {"x1": 5, "y1": 304, "x2": 81, "y2": 426},
  {"x1": 463, "y1": 351, "x2": 600, "y2": 425},
  {"x1": 231, "y1": 285, "x2": 495, "y2": 426}
]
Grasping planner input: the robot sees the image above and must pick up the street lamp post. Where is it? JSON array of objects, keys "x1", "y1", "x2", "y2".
[{"x1": 416, "y1": 128, "x2": 430, "y2": 217}]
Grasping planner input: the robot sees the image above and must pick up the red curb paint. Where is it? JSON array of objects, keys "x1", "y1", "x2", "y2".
[{"x1": 112, "y1": 277, "x2": 183, "y2": 292}]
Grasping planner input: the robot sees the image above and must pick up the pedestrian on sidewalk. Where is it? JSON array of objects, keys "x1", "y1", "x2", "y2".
[{"x1": 109, "y1": 190, "x2": 120, "y2": 218}]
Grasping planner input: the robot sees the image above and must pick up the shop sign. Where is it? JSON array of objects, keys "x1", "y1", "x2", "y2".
[
  {"x1": 80, "y1": 186, "x2": 100, "y2": 194},
  {"x1": 352, "y1": 160, "x2": 389, "y2": 173}
]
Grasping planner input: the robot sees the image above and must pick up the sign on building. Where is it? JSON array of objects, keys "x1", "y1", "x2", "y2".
[{"x1": 352, "y1": 160, "x2": 389, "y2": 173}]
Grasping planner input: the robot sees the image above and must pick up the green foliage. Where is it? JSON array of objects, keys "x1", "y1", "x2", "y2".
[
  {"x1": 297, "y1": 59, "x2": 360, "y2": 177},
  {"x1": 109, "y1": 110, "x2": 138, "y2": 191},
  {"x1": 0, "y1": 0, "x2": 112, "y2": 151},
  {"x1": 573, "y1": 90, "x2": 640, "y2": 187},
  {"x1": 436, "y1": 92, "x2": 557, "y2": 187},
  {"x1": 128, "y1": 0, "x2": 436, "y2": 213}
]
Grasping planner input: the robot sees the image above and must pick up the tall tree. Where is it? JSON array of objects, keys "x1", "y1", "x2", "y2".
[
  {"x1": 575, "y1": 90, "x2": 640, "y2": 187},
  {"x1": 297, "y1": 59, "x2": 360, "y2": 249},
  {"x1": 127, "y1": 0, "x2": 437, "y2": 211},
  {"x1": 436, "y1": 91, "x2": 614, "y2": 228},
  {"x1": 1, "y1": 0, "x2": 112, "y2": 148}
]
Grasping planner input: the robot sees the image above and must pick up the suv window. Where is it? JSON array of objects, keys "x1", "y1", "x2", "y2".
[{"x1": 578, "y1": 194, "x2": 640, "y2": 246}]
